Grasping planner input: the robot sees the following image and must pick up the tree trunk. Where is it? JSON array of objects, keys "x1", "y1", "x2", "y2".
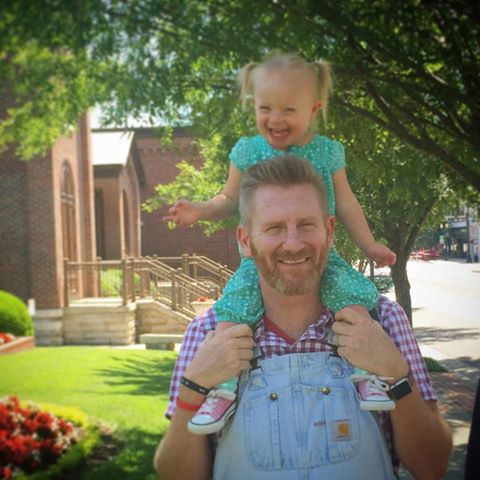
[{"x1": 390, "y1": 254, "x2": 412, "y2": 323}]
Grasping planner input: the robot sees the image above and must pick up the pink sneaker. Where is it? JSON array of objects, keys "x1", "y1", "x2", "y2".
[
  {"x1": 356, "y1": 376, "x2": 395, "y2": 411},
  {"x1": 188, "y1": 389, "x2": 237, "y2": 435}
]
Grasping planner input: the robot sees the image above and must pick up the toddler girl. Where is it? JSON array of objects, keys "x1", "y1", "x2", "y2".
[{"x1": 164, "y1": 52, "x2": 397, "y2": 434}]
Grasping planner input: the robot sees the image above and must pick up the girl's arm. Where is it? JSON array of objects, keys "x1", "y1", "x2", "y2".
[
  {"x1": 163, "y1": 162, "x2": 242, "y2": 226},
  {"x1": 333, "y1": 168, "x2": 396, "y2": 266}
]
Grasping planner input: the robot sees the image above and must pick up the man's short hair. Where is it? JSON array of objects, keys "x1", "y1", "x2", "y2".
[{"x1": 239, "y1": 155, "x2": 329, "y2": 225}]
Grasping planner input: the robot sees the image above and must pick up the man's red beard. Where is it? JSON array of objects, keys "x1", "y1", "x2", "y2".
[{"x1": 250, "y1": 241, "x2": 329, "y2": 296}]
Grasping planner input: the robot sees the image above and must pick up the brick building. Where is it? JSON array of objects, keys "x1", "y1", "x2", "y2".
[
  {"x1": 0, "y1": 114, "x2": 96, "y2": 310},
  {"x1": 0, "y1": 119, "x2": 240, "y2": 345},
  {"x1": 136, "y1": 127, "x2": 240, "y2": 269}
]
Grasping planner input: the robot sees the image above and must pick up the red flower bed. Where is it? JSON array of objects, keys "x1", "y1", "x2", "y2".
[
  {"x1": 0, "y1": 397, "x2": 79, "y2": 479},
  {"x1": 0, "y1": 334, "x2": 15, "y2": 346}
]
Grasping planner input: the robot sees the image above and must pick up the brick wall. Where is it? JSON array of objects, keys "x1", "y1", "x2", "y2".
[
  {"x1": 95, "y1": 175, "x2": 121, "y2": 259},
  {"x1": 137, "y1": 129, "x2": 240, "y2": 269},
  {"x1": 0, "y1": 153, "x2": 31, "y2": 300},
  {"x1": 119, "y1": 157, "x2": 141, "y2": 257},
  {"x1": 0, "y1": 92, "x2": 31, "y2": 301},
  {"x1": 0, "y1": 104, "x2": 96, "y2": 308}
]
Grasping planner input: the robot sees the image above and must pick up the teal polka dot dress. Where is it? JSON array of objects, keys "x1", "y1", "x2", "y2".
[{"x1": 213, "y1": 135, "x2": 378, "y2": 325}]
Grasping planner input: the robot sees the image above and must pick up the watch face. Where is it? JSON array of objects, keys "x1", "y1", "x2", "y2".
[{"x1": 391, "y1": 378, "x2": 412, "y2": 400}]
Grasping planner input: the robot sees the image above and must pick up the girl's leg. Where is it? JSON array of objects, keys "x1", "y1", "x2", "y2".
[
  {"x1": 321, "y1": 249, "x2": 394, "y2": 411},
  {"x1": 189, "y1": 258, "x2": 263, "y2": 435},
  {"x1": 214, "y1": 257, "x2": 263, "y2": 325}
]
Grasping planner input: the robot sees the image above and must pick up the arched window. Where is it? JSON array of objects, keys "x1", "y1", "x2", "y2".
[
  {"x1": 61, "y1": 162, "x2": 77, "y2": 261},
  {"x1": 122, "y1": 190, "x2": 131, "y2": 256}
]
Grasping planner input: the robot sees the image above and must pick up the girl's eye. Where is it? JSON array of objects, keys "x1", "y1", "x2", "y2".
[
  {"x1": 285, "y1": 108, "x2": 296, "y2": 113},
  {"x1": 259, "y1": 106, "x2": 270, "y2": 112}
]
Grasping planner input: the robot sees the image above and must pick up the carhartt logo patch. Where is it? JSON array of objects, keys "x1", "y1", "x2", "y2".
[{"x1": 332, "y1": 420, "x2": 351, "y2": 441}]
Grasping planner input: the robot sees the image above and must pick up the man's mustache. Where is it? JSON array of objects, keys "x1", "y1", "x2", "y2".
[{"x1": 274, "y1": 250, "x2": 314, "y2": 262}]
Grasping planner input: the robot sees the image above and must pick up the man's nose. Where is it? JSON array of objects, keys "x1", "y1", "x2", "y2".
[{"x1": 282, "y1": 228, "x2": 304, "y2": 252}]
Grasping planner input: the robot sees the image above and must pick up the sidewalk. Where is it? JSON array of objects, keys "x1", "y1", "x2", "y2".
[
  {"x1": 398, "y1": 344, "x2": 477, "y2": 479},
  {"x1": 383, "y1": 259, "x2": 480, "y2": 479}
]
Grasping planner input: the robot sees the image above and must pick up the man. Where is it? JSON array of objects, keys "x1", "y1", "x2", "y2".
[{"x1": 154, "y1": 155, "x2": 451, "y2": 479}]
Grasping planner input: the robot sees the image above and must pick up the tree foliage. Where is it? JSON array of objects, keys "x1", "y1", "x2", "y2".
[
  {"x1": 2, "y1": 0, "x2": 478, "y2": 318},
  {"x1": 329, "y1": 109, "x2": 450, "y2": 320},
  {"x1": 1, "y1": 0, "x2": 479, "y2": 191}
]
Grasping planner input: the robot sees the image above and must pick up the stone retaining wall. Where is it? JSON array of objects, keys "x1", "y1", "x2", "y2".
[
  {"x1": 32, "y1": 299, "x2": 190, "y2": 346},
  {"x1": 135, "y1": 299, "x2": 189, "y2": 338},
  {"x1": 62, "y1": 302, "x2": 136, "y2": 345},
  {"x1": 33, "y1": 309, "x2": 64, "y2": 346}
]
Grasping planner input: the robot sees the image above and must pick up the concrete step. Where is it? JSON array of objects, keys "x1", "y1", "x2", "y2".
[{"x1": 139, "y1": 333, "x2": 184, "y2": 351}]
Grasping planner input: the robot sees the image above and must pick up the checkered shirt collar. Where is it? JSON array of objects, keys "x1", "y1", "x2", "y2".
[{"x1": 253, "y1": 306, "x2": 333, "y2": 349}]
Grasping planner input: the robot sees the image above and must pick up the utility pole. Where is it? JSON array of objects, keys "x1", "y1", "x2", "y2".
[{"x1": 466, "y1": 206, "x2": 472, "y2": 263}]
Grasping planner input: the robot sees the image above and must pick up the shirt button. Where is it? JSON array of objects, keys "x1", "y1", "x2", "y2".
[
  {"x1": 321, "y1": 387, "x2": 331, "y2": 395},
  {"x1": 270, "y1": 392, "x2": 278, "y2": 401}
]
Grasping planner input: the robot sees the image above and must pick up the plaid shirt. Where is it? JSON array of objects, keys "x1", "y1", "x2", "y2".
[{"x1": 166, "y1": 296, "x2": 437, "y2": 467}]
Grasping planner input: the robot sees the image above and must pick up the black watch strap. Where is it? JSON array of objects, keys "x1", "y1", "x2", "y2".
[{"x1": 388, "y1": 373, "x2": 413, "y2": 401}]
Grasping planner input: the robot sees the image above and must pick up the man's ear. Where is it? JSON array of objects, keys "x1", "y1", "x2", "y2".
[
  {"x1": 236, "y1": 224, "x2": 252, "y2": 258},
  {"x1": 326, "y1": 216, "x2": 335, "y2": 249}
]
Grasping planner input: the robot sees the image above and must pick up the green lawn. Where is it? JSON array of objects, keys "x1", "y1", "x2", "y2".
[{"x1": 0, "y1": 346, "x2": 177, "y2": 479}]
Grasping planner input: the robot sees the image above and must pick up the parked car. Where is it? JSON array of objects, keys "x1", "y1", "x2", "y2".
[{"x1": 416, "y1": 249, "x2": 440, "y2": 261}]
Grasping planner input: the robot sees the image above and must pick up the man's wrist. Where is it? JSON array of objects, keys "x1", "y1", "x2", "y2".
[
  {"x1": 181, "y1": 376, "x2": 212, "y2": 396},
  {"x1": 387, "y1": 370, "x2": 414, "y2": 401},
  {"x1": 178, "y1": 385, "x2": 206, "y2": 404},
  {"x1": 380, "y1": 357, "x2": 410, "y2": 384}
]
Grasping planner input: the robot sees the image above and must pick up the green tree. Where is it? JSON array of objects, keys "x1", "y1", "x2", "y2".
[
  {"x1": 1, "y1": 0, "x2": 479, "y2": 192},
  {"x1": 330, "y1": 111, "x2": 450, "y2": 320},
  {"x1": 1, "y1": 0, "x2": 477, "y2": 318}
]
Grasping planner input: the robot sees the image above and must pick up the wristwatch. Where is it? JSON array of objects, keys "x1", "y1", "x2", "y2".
[{"x1": 388, "y1": 372, "x2": 413, "y2": 400}]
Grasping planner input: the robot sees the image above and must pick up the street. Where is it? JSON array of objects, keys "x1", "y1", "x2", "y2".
[{"x1": 403, "y1": 259, "x2": 480, "y2": 371}]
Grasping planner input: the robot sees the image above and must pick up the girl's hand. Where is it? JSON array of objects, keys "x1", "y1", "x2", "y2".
[
  {"x1": 162, "y1": 199, "x2": 201, "y2": 227},
  {"x1": 366, "y1": 242, "x2": 397, "y2": 267}
]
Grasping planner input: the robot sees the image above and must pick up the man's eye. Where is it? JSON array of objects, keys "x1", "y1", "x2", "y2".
[
  {"x1": 266, "y1": 225, "x2": 282, "y2": 233},
  {"x1": 300, "y1": 223, "x2": 316, "y2": 231}
]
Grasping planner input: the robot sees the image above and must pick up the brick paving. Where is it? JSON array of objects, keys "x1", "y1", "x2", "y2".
[{"x1": 430, "y1": 372, "x2": 477, "y2": 416}]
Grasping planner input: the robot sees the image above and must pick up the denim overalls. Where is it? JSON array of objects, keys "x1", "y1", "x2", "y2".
[{"x1": 214, "y1": 351, "x2": 395, "y2": 479}]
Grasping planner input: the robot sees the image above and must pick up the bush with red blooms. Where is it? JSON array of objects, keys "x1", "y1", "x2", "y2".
[
  {"x1": 0, "y1": 396, "x2": 79, "y2": 479},
  {"x1": 0, "y1": 333, "x2": 15, "y2": 346}
]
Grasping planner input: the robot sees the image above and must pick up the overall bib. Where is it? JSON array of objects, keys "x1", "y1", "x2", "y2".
[{"x1": 214, "y1": 352, "x2": 395, "y2": 480}]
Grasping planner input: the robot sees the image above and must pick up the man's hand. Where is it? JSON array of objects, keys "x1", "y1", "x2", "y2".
[
  {"x1": 184, "y1": 324, "x2": 254, "y2": 389},
  {"x1": 163, "y1": 199, "x2": 201, "y2": 227},
  {"x1": 332, "y1": 307, "x2": 408, "y2": 381}
]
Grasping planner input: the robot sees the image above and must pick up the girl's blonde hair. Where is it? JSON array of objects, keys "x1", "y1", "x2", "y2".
[{"x1": 238, "y1": 51, "x2": 333, "y2": 126}]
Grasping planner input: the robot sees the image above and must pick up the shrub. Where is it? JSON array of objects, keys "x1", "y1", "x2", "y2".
[
  {"x1": 0, "y1": 291, "x2": 34, "y2": 336},
  {"x1": 373, "y1": 275, "x2": 394, "y2": 294}
]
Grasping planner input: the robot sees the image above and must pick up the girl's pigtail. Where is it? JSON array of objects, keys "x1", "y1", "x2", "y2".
[
  {"x1": 238, "y1": 62, "x2": 258, "y2": 109},
  {"x1": 313, "y1": 60, "x2": 333, "y2": 126}
]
